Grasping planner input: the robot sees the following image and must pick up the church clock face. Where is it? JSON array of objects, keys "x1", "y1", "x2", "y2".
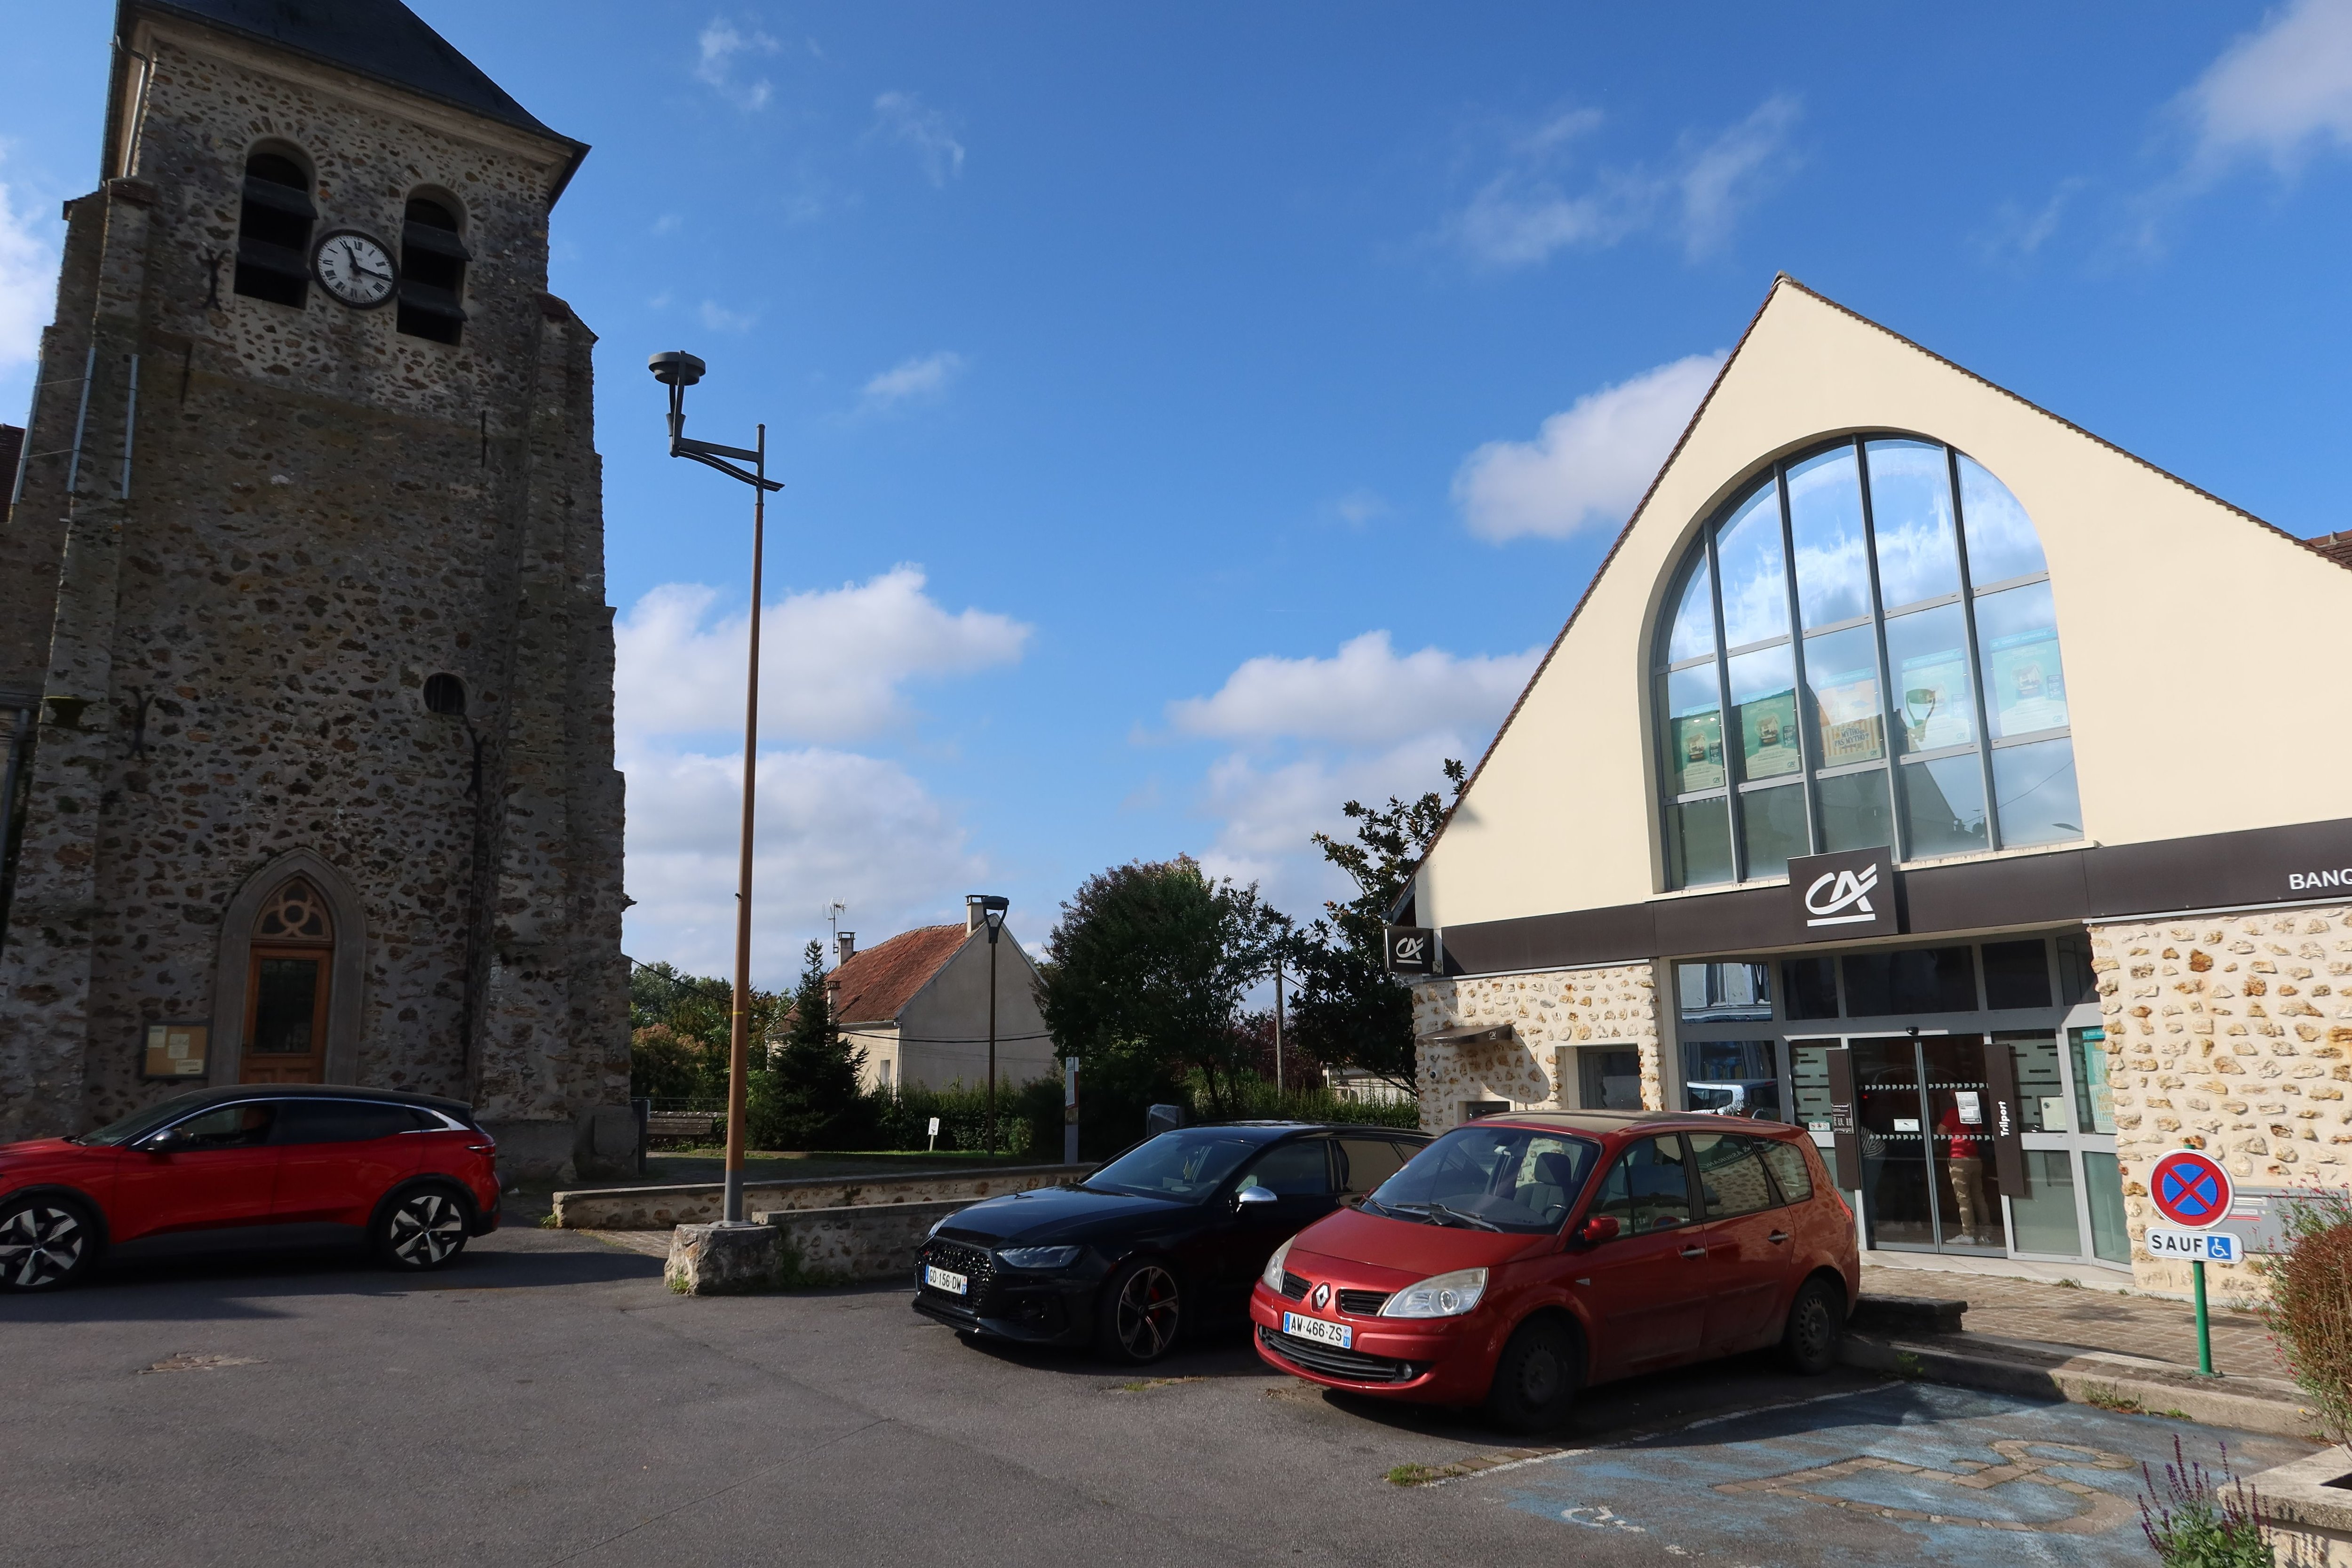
[{"x1": 312, "y1": 230, "x2": 399, "y2": 309}]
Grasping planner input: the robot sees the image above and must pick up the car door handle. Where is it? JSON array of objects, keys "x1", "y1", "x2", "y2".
[
  {"x1": 1768, "y1": 1231, "x2": 1790, "y2": 1245},
  {"x1": 1680, "y1": 1245, "x2": 1706, "y2": 1259}
]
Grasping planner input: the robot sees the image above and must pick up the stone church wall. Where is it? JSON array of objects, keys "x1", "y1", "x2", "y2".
[
  {"x1": 0, "y1": 19, "x2": 627, "y2": 1172},
  {"x1": 1408, "y1": 963, "x2": 1664, "y2": 1134}
]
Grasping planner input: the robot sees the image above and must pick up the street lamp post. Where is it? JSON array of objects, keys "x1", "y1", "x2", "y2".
[
  {"x1": 969, "y1": 894, "x2": 1009, "y2": 1153},
  {"x1": 649, "y1": 350, "x2": 783, "y2": 1227}
]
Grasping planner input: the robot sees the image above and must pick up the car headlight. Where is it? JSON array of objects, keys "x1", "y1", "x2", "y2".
[
  {"x1": 995, "y1": 1245, "x2": 1082, "y2": 1271},
  {"x1": 1260, "y1": 1236, "x2": 1293, "y2": 1291},
  {"x1": 1379, "y1": 1266, "x2": 1487, "y2": 1319}
]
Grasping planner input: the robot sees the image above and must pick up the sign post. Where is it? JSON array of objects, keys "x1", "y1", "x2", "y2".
[{"x1": 2148, "y1": 1148, "x2": 2236, "y2": 1377}]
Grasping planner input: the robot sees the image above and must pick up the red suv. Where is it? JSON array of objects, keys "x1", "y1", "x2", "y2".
[
  {"x1": 0, "y1": 1086, "x2": 501, "y2": 1291},
  {"x1": 1251, "y1": 1111, "x2": 1857, "y2": 1432}
]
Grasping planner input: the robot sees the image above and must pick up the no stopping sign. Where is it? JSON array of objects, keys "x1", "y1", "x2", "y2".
[{"x1": 2150, "y1": 1149, "x2": 2234, "y2": 1230}]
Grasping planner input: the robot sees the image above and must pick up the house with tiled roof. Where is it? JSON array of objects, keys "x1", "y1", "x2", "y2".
[{"x1": 827, "y1": 904, "x2": 1055, "y2": 1094}]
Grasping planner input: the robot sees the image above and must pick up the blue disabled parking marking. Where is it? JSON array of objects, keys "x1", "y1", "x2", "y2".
[{"x1": 1489, "y1": 1382, "x2": 2315, "y2": 1568}]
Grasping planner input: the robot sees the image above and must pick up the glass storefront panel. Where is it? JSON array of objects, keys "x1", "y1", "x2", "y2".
[
  {"x1": 1885, "y1": 603, "x2": 1978, "y2": 752},
  {"x1": 2010, "y1": 1150, "x2": 2083, "y2": 1256},
  {"x1": 1781, "y1": 957, "x2": 1838, "y2": 1021},
  {"x1": 1853, "y1": 1036, "x2": 1936, "y2": 1249},
  {"x1": 1818, "y1": 767, "x2": 1895, "y2": 854},
  {"x1": 1578, "y1": 1046, "x2": 1642, "y2": 1112},
  {"x1": 2069, "y1": 1027, "x2": 2116, "y2": 1134},
  {"x1": 1787, "y1": 446, "x2": 1870, "y2": 630},
  {"x1": 1678, "y1": 962, "x2": 1771, "y2": 1022},
  {"x1": 1716, "y1": 484, "x2": 1792, "y2": 650},
  {"x1": 1728, "y1": 645, "x2": 1802, "y2": 780},
  {"x1": 1982, "y1": 940, "x2": 2053, "y2": 1010},
  {"x1": 1866, "y1": 438, "x2": 1963, "y2": 610},
  {"x1": 1923, "y1": 1035, "x2": 2003, "y2": 1253},
  {"x1": 2083, "y1": 1150, "x2": 2130, "y2": 1264},
  {"x1": 1684, "y1": 1040, "x2": 1781, "y2": 1120},
  {"x1": 1956, "y1": 453, "x2": 2047, "y2": 586},
  {"x1": 1976, "y1": 581, "x2": 2069, "y2": 738},
  {"x1": 1665, "y1": 556, "x2": 1718, "y2": 665},
  {"x1": 1739, "y1": 784, "x2": 1810, "y2": 879},
  {"x1": 1992, "y1": 736, "x2": 2082, "y2": 848},
  {"x1": 1667, "y1": 796, "x2": 1734, "y2": 888},
  {"x1": 1790, "y1": 1041, "x2": 1835, "y2": 1132},
  {"x1": 1663, "y1": 666, "x2": 1726, "y2": 794},
  {"x1": 1900, "y1": 753, "x2": 1989, "y2": 857},
  {"x1": 1805, "y1": 623, "x2": 1884, "y2": 766},
  {"x1": 1999, "y1": 1031, "x2": 2066, "y2": 1131},
  {"x1": 1843, "y1": 946, "x2": 1976, "y2": 1016}
]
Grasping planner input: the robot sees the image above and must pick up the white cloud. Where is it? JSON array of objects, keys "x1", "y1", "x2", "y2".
[
  {"x1": 1448, "y1": 97, "x2": 1800, "y2": 269},
  {"x1": 1327, "y1": 489, "x2": 1390, "y2": 527},
  {"x1": 0, "y1": 169, "x2": 60, "y2": 376},
  {"x1": 699, "y1": 299, "x2": 757, "y2": 333},
  {"x1": 614, "y1": 566, "x2": 1030, "y2": 744},
  {"x1": 1978, "y1": 178, "x2": 2087, "y2": 263},
  {"x1": 1168, "y1": 631, "x2": 1537, "y2": 747},
  {"x1": 873, "y1": 91, "x2": 966, "y2": 185},
  {"x1": 860, "y1": 350, "x2": 965, "y2": 410},
  {"x1": 1452, "y1": 352, "x2": 1724, "y2": 542},
  {"x1": 621, "y1": 743, "x2": 985, "y2": 984},
  {"x1": 695, "y1": 17, "x2": 782, "y2": 111},
  {"x1": 2183, "y1": 0, "x2": 2352, "y2": 175}
]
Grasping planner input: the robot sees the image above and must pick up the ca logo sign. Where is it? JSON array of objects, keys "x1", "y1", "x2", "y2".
[{"x1": 1804, "y1": 864, "x2": 1880, "y2": 928}]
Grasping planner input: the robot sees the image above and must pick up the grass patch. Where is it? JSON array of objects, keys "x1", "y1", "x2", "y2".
[
  {"x1": 1386, "y1": 1464, "x2": 1445, "y2": 1488},
  {"x1": 2055, "y1": 1277, "x2": 2081, "y2": 1289},
  {"x1": 2078, "y1": 1382, "x2": 2147, "y2": 1414},
  {"x1": 1115, "y1": 1376, "x2": 1203, "y2": 1394},
  {"x1": 1895, "y1": 1351, "x2": 1927, "y2": 1380}
]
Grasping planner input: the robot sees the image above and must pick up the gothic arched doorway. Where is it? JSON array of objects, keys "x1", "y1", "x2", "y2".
[{"x1": 239, "y1": 878, "x2": 334, "y2": 1084}]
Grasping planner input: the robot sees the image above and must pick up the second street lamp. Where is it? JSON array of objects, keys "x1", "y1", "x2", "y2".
[
  {"x1": 969, "y1": 894, "x2": 1009, "y2": 1153},
  {"x1": 649, "y1": 350, "x2": 783, "y2": 1227}
]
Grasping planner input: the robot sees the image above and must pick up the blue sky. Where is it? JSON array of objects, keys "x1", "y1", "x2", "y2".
[{"x1": 6, "y1": 3, "x2": 2352, "y2": 984}]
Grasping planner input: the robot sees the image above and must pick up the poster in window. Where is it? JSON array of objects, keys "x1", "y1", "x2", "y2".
[
  {"x1": 1810, "y1": 663, "x2": 1884, "y2": 766},
  {"x1": 1669, "y1": 707, "x2": 1724, "y2": 793},
  {"x1": 143, "y1": 1023, "x2": 209, "y2": 1079},
  {"x1": 1896, "y1": 646, "x2": 1973, "y2": 751},
  {"x1": 1985, "y1": 626, "x2": 2068, "y2": 736},
  {"x1": 1738, "y1": 687, "x2": 1801, "y2": 780}
]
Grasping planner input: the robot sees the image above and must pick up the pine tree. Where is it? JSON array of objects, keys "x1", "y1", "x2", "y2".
[{"x1": 748, "y1": 940, "x2": 872, "y2": 1150}]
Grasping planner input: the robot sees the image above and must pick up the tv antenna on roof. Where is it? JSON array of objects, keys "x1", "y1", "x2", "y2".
[{"x1": 827, "y1": 901, "x2": 847, "y2": 943}]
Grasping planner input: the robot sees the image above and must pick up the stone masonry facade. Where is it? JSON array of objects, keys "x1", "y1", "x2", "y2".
[
  {"x1": 2088, "y1": 904, "x2": 2352, "y2": 1297},
  {"x1": 0, "y1": 16, "x2": 628, "y2": 1172},
  {"x1": 1407, "y1": 963, "x2": 1664, "y2": 1134}
]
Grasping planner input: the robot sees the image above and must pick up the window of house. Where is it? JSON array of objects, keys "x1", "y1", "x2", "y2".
[
  {"x1": 234, "y1": 150, "x2": 315, "y2": 307},
  {"x1": 422, "y1": 673, "x2": 467, "y2": 716},
  {"x1": 1653, "y1": 436, "x2": 2079, "y2": 888},
  {"x1": 397, "y1": 197, "x2": 469, "y2": 345}
]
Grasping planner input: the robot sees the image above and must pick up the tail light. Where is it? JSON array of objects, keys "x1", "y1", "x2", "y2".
[{"x1": 467, "y1": 1143, "x2": 496, "y2": 1157}]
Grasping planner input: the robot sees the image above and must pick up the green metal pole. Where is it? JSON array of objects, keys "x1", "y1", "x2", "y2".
[{"x1": 2193, "y1": 1258, "x2": 2213, "y2": 1377}]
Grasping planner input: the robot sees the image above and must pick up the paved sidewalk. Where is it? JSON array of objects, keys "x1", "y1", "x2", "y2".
[{"x1": 1863, "y1": 1264, "x2": 2280, "y2": 1380}]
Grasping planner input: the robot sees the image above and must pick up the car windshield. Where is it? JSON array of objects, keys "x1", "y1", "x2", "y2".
[
  {"x1": 1082, "y1": 1130, "x2": 1261, "y2": 1202},
  {"x1": 1367, "y1": 1124, "x2": 1601, "y2": 1234},
  {"x1": 71, "y1": 1093, "x2": 213, "y2": 1146}
]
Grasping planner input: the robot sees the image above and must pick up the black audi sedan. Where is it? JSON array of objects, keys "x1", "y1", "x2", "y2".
[{"x1": 913, "y1": 1122, "x2": 1430, "y2": 1364}]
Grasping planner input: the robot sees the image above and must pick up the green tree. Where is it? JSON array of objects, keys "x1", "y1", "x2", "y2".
[
  {"x1": 1036, "y1": 856, "x2": 1286, "y2": 1121},
  {"x1": 748, "y1": 940, "x2": 871, "y2": 1150},
  {"x1": 627, "y1": 960, "x2": 732, "y2": 1101},
  {"x1": 1287, "y1": 758, "x2": 1465, "y2": 1095}
]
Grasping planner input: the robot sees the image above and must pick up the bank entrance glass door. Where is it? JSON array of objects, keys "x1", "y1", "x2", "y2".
[{"x1": 1851, "y1": 1035, "x2": 2004, "y2": 1255}]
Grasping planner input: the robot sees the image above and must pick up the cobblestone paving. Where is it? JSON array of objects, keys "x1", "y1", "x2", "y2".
[{"x1": 1863, "y1": 1265, "x2": 2282, "y2": 1379}]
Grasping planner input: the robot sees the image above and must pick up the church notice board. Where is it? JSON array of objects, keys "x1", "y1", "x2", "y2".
[{"x1": 143, "y1": 1023, "x2": 209, "y2": 1080}]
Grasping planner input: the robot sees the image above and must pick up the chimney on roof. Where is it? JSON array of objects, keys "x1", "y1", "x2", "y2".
[
  {"x1": 967, "y1": 897, "x2": 985, "y2": 934},
  {"x1": 836, "y1": 931, "x2": 855, "y2": 963}
]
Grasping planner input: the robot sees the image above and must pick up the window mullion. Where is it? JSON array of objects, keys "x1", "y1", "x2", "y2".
[
  {"x1": 1774, "y1": 464, "x2": 1820, "y2": 856},
  {"x1": 1853, "y1": 438, "x2": 1907, "y2": 863},
  {"x1": 1948, "y1": 445, "x2": 2002, "y2": 852},
  {"x1": 1704, "y1": 523, "x2": 1744, "y2": 879}
]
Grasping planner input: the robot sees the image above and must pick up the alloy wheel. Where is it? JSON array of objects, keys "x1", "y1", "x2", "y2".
[
  {"x1": 0, "y1": 1203, "x2": 86, "y2": 1289},
  {"x1": 386, "y1": 1193, "x2": 466, "y2": 1267},
  {"x1": 1114, "y1": 1265, "x2": 1180, "y2": 1360}
]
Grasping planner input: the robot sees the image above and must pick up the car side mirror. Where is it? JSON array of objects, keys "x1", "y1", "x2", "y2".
[
  {"x1": 1235, "y1": 1186, "x2": 1278, "y2": 1209},
  {"x1": 1576, "y1": 1214, "x2": 1620, "y2": 1245},
  {"x1": 140, "y1": 1127, "x2": 191, "y2": 1154}
]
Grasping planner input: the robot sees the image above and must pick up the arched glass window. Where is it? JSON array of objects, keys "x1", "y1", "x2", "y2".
[
  {"x1": 397, "y1": 196, "x2": 469, "y2": 345},
  {"x1": 1654, "y1": 436, "x2": 2078, "y2": 890},
  {"x1": 234, "y1": 149, "x2": 315, "y2": 308}
]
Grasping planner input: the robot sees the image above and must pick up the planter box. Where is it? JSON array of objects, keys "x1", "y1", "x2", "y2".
[{"x1": 2255, "y1": 1448, "x2": 2352, "y2": 1567}]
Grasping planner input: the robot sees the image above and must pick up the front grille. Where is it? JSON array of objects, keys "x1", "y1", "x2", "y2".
[
  {"x1": 918, "y1": 1239, "x2": 998, "y2": 1304},
  {"x1": 1258, "y1": 1324, "x2": 1423, "y2": 1385},
  {"x1": 1280, "y1": 1271, "x2": 1310, "y2": 1301},
  {"x1": 1337, "y1": 1289, "x2": 1389, "y2": 1316}
]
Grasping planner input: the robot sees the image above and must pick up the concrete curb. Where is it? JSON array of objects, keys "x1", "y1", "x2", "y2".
[{"x1": 1842, "y1": 1329, "x2": 2320, "y2": 1439}]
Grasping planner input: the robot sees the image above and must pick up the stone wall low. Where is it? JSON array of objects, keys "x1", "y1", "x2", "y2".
[
  {"x1": 759, "y1": 1200, "x2": 970, "y2": 1285},
  {"x1": 1407, "y1": 963, "x2": 1663, "y2": 1134},
  {"x1": 552, "y1": 1163, "x2": 1087, "y2": 1229},
  {"x1": 2089, "y1": 904, "x2": 2352, "y2": 1297}
]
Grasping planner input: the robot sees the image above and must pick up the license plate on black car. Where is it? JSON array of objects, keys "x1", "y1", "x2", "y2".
[
  {"x1": 924, "y1": 1265, "x2": 968, "y2": 1296},
  {"x1": 1283, "y1": 1312, "x2": 1351, "y2": 1349}
]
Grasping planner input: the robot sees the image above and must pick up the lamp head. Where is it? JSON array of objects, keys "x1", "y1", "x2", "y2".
[
  {"x1": 969, "y1": 893, "x2": 1010, "y2": 938},
  {"x1": 647, "y1": 350, "x2": 707, "y2": 388}
]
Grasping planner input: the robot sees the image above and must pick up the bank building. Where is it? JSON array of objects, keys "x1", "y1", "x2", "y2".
[
  {"x1": 0, "y1": 0, "x2": 635, "y2": 1176},
  {"x1": 1398, "y1": 276, "x2": 2352, "y2": 1294}
]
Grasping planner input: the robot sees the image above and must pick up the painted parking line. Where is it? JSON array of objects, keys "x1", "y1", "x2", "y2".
[{"x1": 1478, "y1": 1382, "x2": 2315, "y2": 1568}]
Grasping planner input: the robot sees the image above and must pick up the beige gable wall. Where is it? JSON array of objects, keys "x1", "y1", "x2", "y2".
[
  {"x1": 1420, "y1": 280, "x2": 2352, "y2": 931},
  {"x1": 895, "y1": 933, "x2": 1057, "y2": 1092}
]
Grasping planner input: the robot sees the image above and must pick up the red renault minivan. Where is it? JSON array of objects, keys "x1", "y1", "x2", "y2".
[{"x1": 1250, "y1": 1110, "x2": 1857, "y2": 1432}]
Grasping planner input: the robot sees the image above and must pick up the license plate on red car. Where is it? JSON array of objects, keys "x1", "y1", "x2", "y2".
[{"x1": 1282, "y1": 1312, "x2": 1351, "y2": 1350}]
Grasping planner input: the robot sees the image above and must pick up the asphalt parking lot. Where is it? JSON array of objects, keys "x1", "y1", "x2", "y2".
[{"x1": 0, "y1": 1225, "x2": 2315, "y2": 1568}]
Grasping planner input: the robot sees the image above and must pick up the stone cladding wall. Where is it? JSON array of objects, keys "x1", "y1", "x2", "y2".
[
  {"x1": 2089, "y1": 904, "x2": 2352, "y2": 1297},
  {"x1": 0, "y1": 22, "x2": 626, "y2": 1170},
  {"x1": 1408, "y1": 963, "x2": 1663, "y2": 1134}
]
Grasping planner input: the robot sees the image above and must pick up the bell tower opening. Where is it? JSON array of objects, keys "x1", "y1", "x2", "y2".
[{"x1": 241, "y1": 878, "x2": 334, "y2": 1084}]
